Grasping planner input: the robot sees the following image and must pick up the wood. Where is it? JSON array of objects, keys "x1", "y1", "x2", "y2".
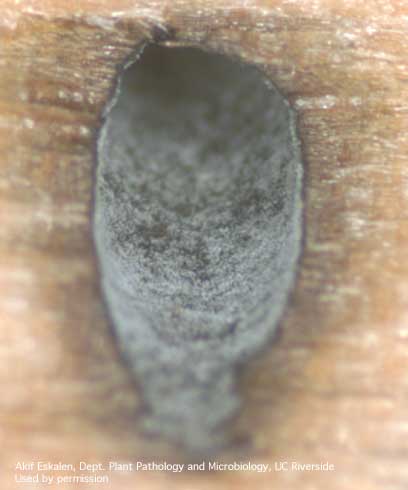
[{"x1": 1, "y1": 1, "x2": 407, "y2": 489}]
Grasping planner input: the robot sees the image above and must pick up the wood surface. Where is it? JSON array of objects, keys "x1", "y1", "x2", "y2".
[{"x1": 0, "y1": 1, "x2": 407, "y2": 489}]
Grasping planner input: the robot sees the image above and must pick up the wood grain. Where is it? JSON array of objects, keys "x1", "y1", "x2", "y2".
[{"x1": 0, "y1": 1, "x2": 407, "y2": 489}]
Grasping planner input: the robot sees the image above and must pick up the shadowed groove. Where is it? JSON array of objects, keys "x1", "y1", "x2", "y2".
[{"x1": 94, "y1": 45, "x2": 303, "y2": 452}]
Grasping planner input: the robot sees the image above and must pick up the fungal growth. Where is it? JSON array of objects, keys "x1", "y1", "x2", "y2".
[{"x1": 94, "y1": 45, "x2": 303, "y2": 452}]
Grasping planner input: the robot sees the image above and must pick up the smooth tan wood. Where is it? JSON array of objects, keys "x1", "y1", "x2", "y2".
[{"x1": 1, "y1": 1, "x2": 407, "y2": 489}]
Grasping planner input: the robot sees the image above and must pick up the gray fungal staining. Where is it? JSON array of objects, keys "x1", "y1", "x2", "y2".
[{"x1": 94, "y1": 45, "x2": 303, "y2": 452}]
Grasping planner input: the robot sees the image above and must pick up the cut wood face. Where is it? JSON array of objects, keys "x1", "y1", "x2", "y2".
[
  {"x1": 1, "y1": 1, "x2": 407, "y2": 489},
  {"x1": 94, "y1": 45, "x2": 303, "y2": 451}
]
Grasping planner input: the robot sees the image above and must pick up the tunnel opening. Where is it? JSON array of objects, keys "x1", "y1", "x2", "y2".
[{"x1": 94, "y1": 45, "x2": 303, "y2": 451}]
